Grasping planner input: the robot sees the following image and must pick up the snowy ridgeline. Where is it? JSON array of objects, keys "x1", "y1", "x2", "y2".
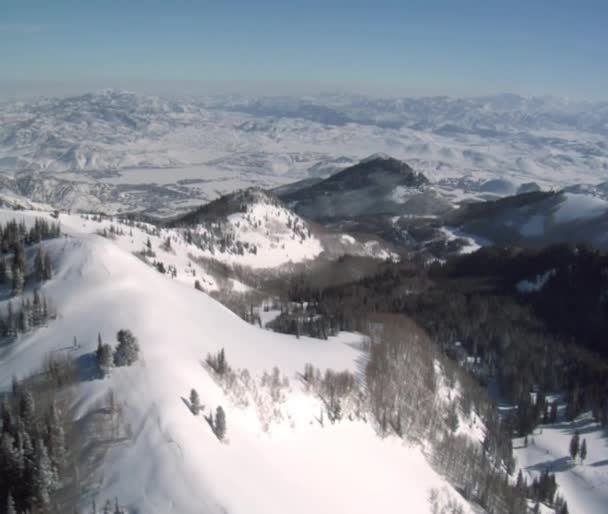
[
  {"x1": 0, "y1": 209, "x2": 483, "y2": 514},
  {"x1": 79, "y1": 196, "x2": 396, "y2": 294}
]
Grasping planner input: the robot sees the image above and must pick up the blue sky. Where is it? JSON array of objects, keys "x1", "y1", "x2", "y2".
[{"x1": 1, "y1": 0, "x2": 607, "y2": 99}]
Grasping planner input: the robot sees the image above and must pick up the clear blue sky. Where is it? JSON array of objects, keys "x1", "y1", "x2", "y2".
[{"x1": 1, "y1": 0, "x2": 607, "y2": 99}]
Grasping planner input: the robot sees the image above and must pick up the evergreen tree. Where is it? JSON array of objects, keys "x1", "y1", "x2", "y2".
[
  {"x1": 19, "y1": 299, "x2": 30, "y2": 332},
  {"x1": 113, "y1": 329, "x2": 139, "y2": 367},
  {"x1": 190, "y1": 389, "x2": 201, "y2": 415},
  {"x1": 580, "y1": 438, "x2": 587, "y2": 463},
  {"x1": 6, "y1": 492, "x2": 16, "y2": 514},
  {"x1": 32, "y1": 438, "x2": 56, "y2": 507},
  {"x1": 35, "y1": 246, "x2": 47, "y2": 280},
  {"x1": 98, "y1": 344, "x2": 114, "y2": 376},
  {"x1": 214, "y1": 406, "x2": 226, "y2": 441},
  {"x1": 19, "y1": 390, "x2": 36, "y2": 426},
  {"x1": 32, "y1": 289, "x2": 43, "y2": 326},
  {"x1": 46, "y1": 402, "x2": 66, "y2": 469},
  {"x1": 6, "y1": 301, "x2": 15, "y2": 337},
  {"x1": 43, "y1": 252, "x2": 53, "y2": 280},
  {"x1": 569, "y1": 430, "x2": 580, "y2": 462},
  {"x1": 12, "y1": 266, "x2": 24, "y2": 297}
]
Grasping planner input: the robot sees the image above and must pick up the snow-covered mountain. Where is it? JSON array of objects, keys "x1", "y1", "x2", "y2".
[
  {"x1": 447, "y1": 190, "x2": 608, "y2": 249},
  {"x1": 168, "y1": 187, "x2": 398, "y2": 268},
  {"x1": 215, "y1": 93, "x2": 608, "y2": 136},
  {"x1": 0, "y1": 209, "x2": 473, "y2": 514},
  {"x1": 1, "y1": 90, "x2": 608, "y2": 215},
  {"x1": 278, "y1": 155, "x2": 450, "y2": 220}
]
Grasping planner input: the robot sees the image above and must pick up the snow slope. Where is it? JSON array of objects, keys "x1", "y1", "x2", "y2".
[
  {"x1": 515, "y1": 414, "x2": 608, "y2": 514},
  {"x1": 0, "y1": 209, "x2": 470, "y2": 514}
]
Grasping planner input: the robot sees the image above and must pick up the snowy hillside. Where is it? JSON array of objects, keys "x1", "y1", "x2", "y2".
[
  {"x1": 515, "y1": 414, "x2": 608, "y2": 514},
  {"x1": 447, "y1": 190, "x2": 608, "y2": 250},
  {"x1": 0, "y1": 209, "x2": 470, "y2": 514},
  {"x1": 169, "y1": 188, "x2": 397, "y2": 268}
]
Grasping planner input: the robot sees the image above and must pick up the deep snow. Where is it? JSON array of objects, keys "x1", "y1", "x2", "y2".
[
  {"x1": 515, "y1": 413, "x2": 608, "y2": 514},
  {"x1": 0, "y1": 209, "x2": 471, "y2": 514}
]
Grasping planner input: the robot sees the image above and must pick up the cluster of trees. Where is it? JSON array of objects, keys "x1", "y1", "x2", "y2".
[
  {"x1": 362, "y1": 314, "x2": 527, "y2": 513},
  {"x1": 153, "y1": 261, "x2": 177, "y2": 277},
  {"x1": 302, "y1": 364, "x2": 361, "y2": 423},
  {"x1": 96, "y1": 330, "x2": 140, "y2": 377},
  {"x1": 182, "y1": 223, "x2": 259, "y2": 257},
  {"x1": 0, "y1": 241, "x2": 55, "y2": 299},
  {"x1": 96, "y1": 225, "x2": 126, "y2": 240},
  {"x1": 0, "y1": 354, "x2": 77, "y2": 513},
  {"x1": 0, "y1": 289, "x2": 54, "y2": 338},
  {"x1": 433, "y1": 433, "x2": 527, "y2": 514},
  {"x1": 0, "y1": 218, "x2": 60, "y2": 252},
  {"x1": 188, "y1": 389, "x2": 227, "y2": 441},
  {"x1": 205, "y1": 348, "x2": 229, "y2": 376},
  {"x1": 569, "y1": 430, "x2": 587, "y2": 464},
  {"x1": 267, "y1": 303, "x2": 339, "y2": 340},
  {"x1": 274, "y1": 244, "x2": 608, "y2": 436},
  {"x1": 516, "y1": 469, "x2": 569, "y2": 514},
  {"x1": 90, "y1": 498, "x2": 127, "y2": 514}
]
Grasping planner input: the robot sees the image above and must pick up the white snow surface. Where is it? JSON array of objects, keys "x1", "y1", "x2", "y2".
[
  {"x1": 554, "y1": 193, "x2": 608, "y2": 224},
  {"x1": 2, "y1": 90, "x2": 608, "y2": 215},
  {"x1": 516, "y1": 269, "x2": 556, "y2": 293},
  {"x1": 515, "y1": 414, "x2": 608, "y2": 514},
  {"x1": 0, "y1": 209, "x2": 471, "y2": 514}
]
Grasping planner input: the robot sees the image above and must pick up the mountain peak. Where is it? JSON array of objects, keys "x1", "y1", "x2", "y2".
[{"x1": 328, "y1": 155, "x2": 428, "y2": 188}]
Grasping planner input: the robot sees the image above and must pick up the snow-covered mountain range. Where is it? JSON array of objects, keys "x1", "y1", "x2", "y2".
[
  {"x1": 1, "y1": 90, "x2": 607, "y2": 215},
  {"x1": 1, "y1": 89, "x2": 607, "y2": 514}
]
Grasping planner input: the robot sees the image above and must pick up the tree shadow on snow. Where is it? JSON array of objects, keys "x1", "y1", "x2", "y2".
[
  {"x1": 75, "y1": 352, "x2": 102, "y2": 382},
  {"x1": 526, "y1": 456, "x2": 572, "y2": 473},
  {"x1": 548, "y1": 417, "x2": 607, "y2": 439},
  {"x1": 181, "y1": 396, "x2": 195, "y2": 415},
  {"x1": 590, "y1": 459, "x2": 608, "y2": 467}
]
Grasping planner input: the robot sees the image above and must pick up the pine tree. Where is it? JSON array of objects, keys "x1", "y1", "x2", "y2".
[
  {"x1": 113, "y1": 329, "x2": 140, "y2": 367},
  {"x1": 6, "y1": 492, "x2": 16, "y2": 514},
  {"x1": 96, "y1": 334, "x2": 103, "y2": 361},
  {"x1": 580, "y1": 438, "x2": 587, "y2": 463},
  {"x1": 32, "y1": 288, "x2": 43, "y2": 326},
  {"x1": 190, "y1": 389, "x2": 201, "y2": 415},
  {"x1": 98, "y1": 343, "x2": 114, "y2": 376},
  {"x1": 19, "y1": 299, "x2": 30, "y2": 332},
  {"x1": 516, "y1": 470, "x2": 524, "y2": 490},
  {"x1": 35, "y1": 245, "x2": 46, "y2": 280},
  {"x1": 102, "y1": 500, "x2": 113, "y2": 514},
  {"x1": 12, "y1": 266, "x2": 24, "y2": 297},
  {"x1": 33, "y1": 438, "x2": 56, "y2": 507},
  {"x1": 20, "y1": 389, "x2": 36, "y2": 425},
  {"x1": 43, "y1": 252, "x2": 53, "y2": 280},
  {"x1": 569, "y1": 430, "x2": 580, "y2": 462},
  {"x1": 214, "y1": 406, "x2": 226, "y2": 440},
  {"x1": 6, "y1": 300, "x2": 15, "y2": 336},
  {"x1": 47, "y1": 402, "x2": 66, "y2": 469}
]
